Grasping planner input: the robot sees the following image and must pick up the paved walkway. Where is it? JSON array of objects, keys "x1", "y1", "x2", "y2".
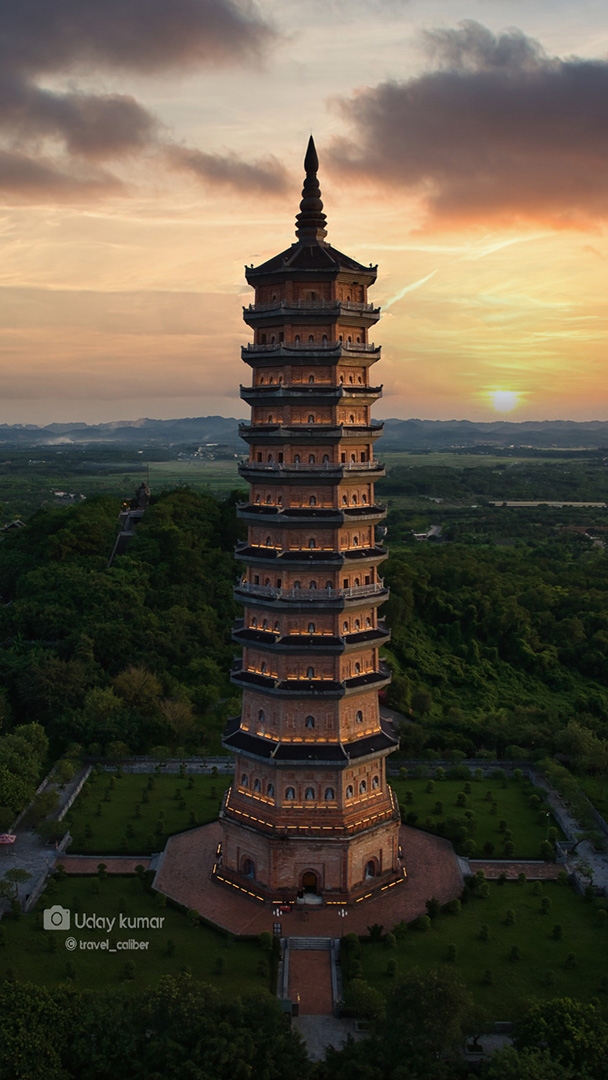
[
  {"x1": 289, "y1": 950, "x2": 334, "y2": 1015},
  {"x1": 56, "y1": 856, "x2": 151, "y2": 874},
  {"x1": 0, "y1": 766, "x2": 90, "y2": 914},
  {"x1": 469, "y1": 860, "x2": 563, "y2": 880},
  {"x1": 153, "y1": 822, "x2": 464, "y2": 937},
  {"x1": 530, "y1": 772, "x2": 608, "y2": 894}
]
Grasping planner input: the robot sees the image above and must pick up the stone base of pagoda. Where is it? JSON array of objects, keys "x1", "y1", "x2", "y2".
[{"x1": 218, "y1": 814, "x2": 403, "y2": 903}]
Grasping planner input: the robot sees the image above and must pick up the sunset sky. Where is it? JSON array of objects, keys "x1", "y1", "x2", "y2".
[{"x1": 1, "y1": 0, "x2": 608, "y2": 426}]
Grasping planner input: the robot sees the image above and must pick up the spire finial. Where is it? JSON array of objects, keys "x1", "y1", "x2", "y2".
[{"x1": 295, "y1": 135, "x2": 327, "y2": 242}]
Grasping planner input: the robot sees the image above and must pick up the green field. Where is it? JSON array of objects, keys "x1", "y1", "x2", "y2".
[
  {"x1": 66, "y1": 771, "x2": 233, "y2": 855},
  {"x1": 353, "y1": 879, "x2": 608, "y2": 1019},
  {"x1": 578, "y1": 774, "x2": 608, "y2": 820},
  {"x1": 390, "y1": 774, "x2": 562, "y2": 859},
  {"x1": 0, "y1": 875, "x2": 266, "y2": 993}
]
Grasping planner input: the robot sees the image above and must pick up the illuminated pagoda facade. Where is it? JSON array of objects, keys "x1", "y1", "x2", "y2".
[{"x1": 219, "y1": 138, "x2": 402, "y2": 902}]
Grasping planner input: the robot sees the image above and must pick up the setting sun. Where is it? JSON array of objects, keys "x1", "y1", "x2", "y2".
[{"x1": 490, "y1": 390, "x2": 520, "y2": 413}]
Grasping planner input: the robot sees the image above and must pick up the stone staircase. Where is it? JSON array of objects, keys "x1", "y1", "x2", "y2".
[{"x1": 289, "y1": 936, "x2": 332, "y2": 950}]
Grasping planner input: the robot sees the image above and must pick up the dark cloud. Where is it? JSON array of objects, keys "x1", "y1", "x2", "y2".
[
  {"x1": 0, "y1": 77, "x2": 159, "y2": 160},
  {"x1": 0, "y1": 0, "x2": 273, "y2": 76},
  {"x1": 0, "y1": 149, "x2": 123, "y2": 198},
  {"x1": 0, "y1": 0, "x2": 275, "y2": 200},
  {"x1": 329, "y1": 21, "x2": 608, "y2": 229},
  {"x1": 167, "y1": 146, "x2": 290, "y2": 195}
]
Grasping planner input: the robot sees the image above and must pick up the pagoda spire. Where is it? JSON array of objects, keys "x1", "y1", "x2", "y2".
[{"x1": 295, "y1": 135, "x2": 327, "y2": 242}]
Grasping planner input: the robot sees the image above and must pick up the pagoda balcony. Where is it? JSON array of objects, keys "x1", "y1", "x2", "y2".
[
  {"x1": 238, "y1": 420, "x2": 384, "y2": 441},
  {"x1": 232, "y1": 625, "x2": 390, "y2": 651},
  {"x1": 230, "y1": 664, "x2": 390, "y2": 697},
  {"x1": 236, "y1": 503, "x2": 387, "y2": 528},
  {"x1": 239, "y1": 459, "x2": 383, "y2": 473},
  {"x1": 234, "y1": 580, "x2": 389, "y2": 603},
  {"x1": 243, "y1": 299, "x2": 380, "y2": 316},
  {"x1": 239, "y1": 383, "x2": 382, "y2": 406},
  {"x1": 233, "y1": 543, "x2": 386, "y2": 569},
  {"x1": 222, "y1": 715, "x2": 399, "y2": 766},
  {"x1": 242, "y1": 340, "x2": 380, "y2": 357}
]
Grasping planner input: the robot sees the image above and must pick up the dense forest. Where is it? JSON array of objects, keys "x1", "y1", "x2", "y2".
[
  {"x1": 0, "y1": 490, "x2": 242, "y2": 768},
  {"x1": 0, "y1": 482, "x2": 606, "y2": 797}
]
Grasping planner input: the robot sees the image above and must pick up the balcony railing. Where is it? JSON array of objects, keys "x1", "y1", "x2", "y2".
[
  {"x1": 242, "y1": 340, "x2": 379, "y2": 353},
  {"x1": 238, "y1": 460, "x2": 383, "y2": 473},
  {"x1": 235, "y1": 581, "x2": 387, "y2": 601},
  {"x1": 244, "y1": 299, "x2": 379, "y2": 314}
]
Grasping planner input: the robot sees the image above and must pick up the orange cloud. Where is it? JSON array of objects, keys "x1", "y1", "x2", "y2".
[{"x1": 328, "y1": 21, "x2": 608, "y2": 230}]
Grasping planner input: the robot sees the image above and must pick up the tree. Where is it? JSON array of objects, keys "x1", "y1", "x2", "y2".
[
  {"x1": 0, "y1": 869, "x2": 32, "y2": 902},
  {"x1": 514, "y1": 998, "x2": 608, "y2": 1075},
  {"x1": 381, "y1": 967, "x2": 474, "y2": 1066}
]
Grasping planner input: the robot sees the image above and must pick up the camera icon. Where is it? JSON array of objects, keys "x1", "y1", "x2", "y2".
[{"x1": 43, "y1": 905, "x2": 71, "y2": 931}]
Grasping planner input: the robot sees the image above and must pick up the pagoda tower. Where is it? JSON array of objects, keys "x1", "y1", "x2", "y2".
[{"x1": 219, "y1": 137, "x2": 403, "y2": 903}]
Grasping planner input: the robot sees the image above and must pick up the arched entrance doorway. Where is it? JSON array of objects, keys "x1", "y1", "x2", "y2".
[
  {"x1": 302, "y1": 871, "x2": 318, "y2": 894},
  {"x1": 242, "y1": 857, "x2": 255, "y2": 879}
]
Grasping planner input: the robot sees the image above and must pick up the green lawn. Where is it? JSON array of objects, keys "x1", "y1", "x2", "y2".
[
  {"x1": 0, "y1": 875, "x2": 267, "y2": 993},
  {"x1": 389, "y1": 773, "x2": 562, "y2": 859},
  {"x1": 354, "y1": 880, "x2": 608, "y2": 1019},
  {"x1": 66, "y1": 771, "x2": 233, "y2": 855}
]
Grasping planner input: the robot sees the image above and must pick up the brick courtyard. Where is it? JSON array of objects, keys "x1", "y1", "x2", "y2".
[{"x1": 152, "y1": 822, "x2": 464, "y2": 937}]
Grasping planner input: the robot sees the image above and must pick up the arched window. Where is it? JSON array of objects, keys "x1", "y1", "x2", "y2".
[
  {"x1": 359, "y1": 780, "x2": 367, "y2": 794},
  {"x1": 267, "y1": 783, "x2": 274, "y2": 798},
  {"x1": 346, "y1": 785, "x2": 354, "y2": 799},
  {"x1": 356, "y1": 710, "x2": 363, "y2": 724},
  {"x1": 309, "y1": 495, "x2": 317, "y2": 506},
  {"x1": 268, "y1": 415, "x2": 273, "y2": 423},
  {"x1": 306, "y1": 666, "x2": 315, "y2": 678},
  {"x1": 354, "y1": 577, "x2": 360, "y2": 587},
  {"x1": 352, "y1": 494, "x2": 358, "y2": 504},
  {"x1": 325, "y1": 787, "x2": 335, "y2": 800},
  {"x1": 274, "y1": 621, "x2": 280, "y2": 632},
  {"x1": 259, "y1": 376, "x2": 264, "y2": 384},
  {"x1": 264, "y1": 577, "x2": 271, "y2": 586},
  {"x1": 255, "y1": 495, "x2": 261, "y2": 504},
  {"x1": 343, "y1": 621, "x2": 349, "y2": 633},
  {"x1": 353, "y1": 536, "x2": 359, "y2": 547},
  {"x1": 241, "y1": 774, "x2": 249, "y2": 787},
  {"x1": 366, "y1": 617, "x2": 371, "y2": 627},
  {"x1": 365, "y1": 859, "x2": 376, "y2": 879},
  {"x1": 295, "y1": 335, "x2": 300, "y2": 343},
  {"x1": 260, "y1": 662, "x2": 267, "y2": 674},
  {"x1": 243, "y1": 857, "x2": 255, "y2": 879},
  {"x1": 258, "y1": 709, "x2": 265, "y2": 723},
  {"x1": 325, "y1": 580, "x2": 332, "y2": 589},
  {"x1": 323, "y1": 454, "x2": 329, "y2": 463},
  {"x1": 308, "y1": 623, "x2": 315, "y2": 634},
  {"x1": 309, "y1": 581, "x2": 317, "y2": 590},
  {"x1": 308, "y1": 538, "x2": 316, "y2": 548},
  {"x1": 262, "y1": 618, "x2": 268, "y2": 630},
  {"x1": 349, "y1": 375, "x2": 353, "y2": 384},
  {"x1": 308, "y1": 414, "x2": 315, "y2": 424},
  {"x1": 322, "y1": 334, "x2": 327, "y2": 343},
  {"x1": 253, "y1": 779, "x2": 261, "y2": 792},
  {"x1": 251, "y1": 617, "x2": 258, "y2": 628},
  {"x1": 265, "y1": 535, "x2": 271, "y2": 545},
  {"x1": 308, "y1": 454, "x2": 315, "y2": 463},
  {"x1": 305, "y1": 787, "x2": 315, "y2": 800},
  {"x1": 342, "y1": 495, "x2": 348, "y2": 505},
  {"x1": 348, "y1": 335, "x2": 352, "y2": 343},
  {"x1": 362, "y1": 494, "x2": 368, "y2": 504},
  {"x1": 308, "y1": 374, "x2": 315, "y2": 383},
  {"x1": 354, "y1": 619, "x2": 360, "y2": 630},
  {"x1": 270, "y1": 336, "x2": 275, "y2": 345},
  {"x1": 372, "y1": 775, "x2": 380, "y2": 789},
  {"x1": 305, "y1": 715, "x2": 315, "y2": 729},
  {"x1": 266, "y1": 495, "x2": 271, "y2": 504},
  {"x1": 285, "y1": 787, "x2": 295, "y2": 801},
  {"x1": 349, "y1": 414, "x2": 355, "y2": 423},
  {"x1": 293, "y1": 580, "x2": 301, "y2": 589},
  {"x1": 308, "y1": 334, "x2": 314, "y2": 342},
  {"x1": 354, "y1": 662, "x2": 361, "y2": 674},
  {"x1": 294, "y1": 454, "x2": 300, "y2": 464}
]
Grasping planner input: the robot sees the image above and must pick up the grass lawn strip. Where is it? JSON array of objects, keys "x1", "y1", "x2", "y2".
[
  {"x1": 390, "y1": 774, "x2": 562, "y2": 859},
  {"x1": 65, "y1": 770, "x2": 232, "y2": 855},
  {"x1": 355, "y1": 880, "x2": 608, "y2": 1019},
  {"x1": 0, "y1": 875, "x2": 267, "y2": 993}
]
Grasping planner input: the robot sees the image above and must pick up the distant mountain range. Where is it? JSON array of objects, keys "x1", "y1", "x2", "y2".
[{"x1": 1, "y1": 416, "x2": 608, "y2": 450}]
